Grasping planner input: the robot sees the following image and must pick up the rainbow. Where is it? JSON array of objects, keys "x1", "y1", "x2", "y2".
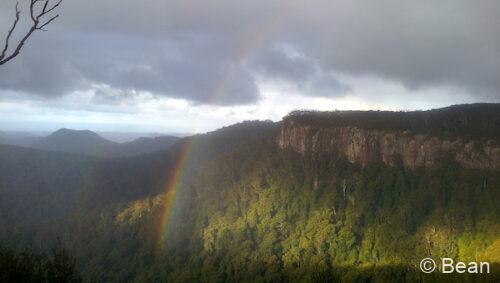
[
  {"x1": 157, "y1": 137, "x2": 195, "y2": 249},
  {"x1": 157, "y1": 8, "x2": 292, "y2": 248},
  {"x1": 206, "y1": 7, "x2": 290, "y2": 103}
]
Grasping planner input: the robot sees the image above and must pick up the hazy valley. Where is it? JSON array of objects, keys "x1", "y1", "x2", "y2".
[{"x1": 0, "y1": 104, "x2": 498, "y2": 282}]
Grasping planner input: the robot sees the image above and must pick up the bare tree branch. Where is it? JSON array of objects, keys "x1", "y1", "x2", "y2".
[
  {"x1": 38, "y1": 14, "x2": 59, "y2": 31},
  {"x1": 0, "y1": 0, "x2": 64, "y2": 66},
  {"x1": 0, "y1": 3, "x2": 21, "y2": 61}
]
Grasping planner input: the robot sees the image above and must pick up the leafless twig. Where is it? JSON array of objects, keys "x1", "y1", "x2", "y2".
[{"x1": 0, "y1": 0, "x2": 63, "y2": 66}]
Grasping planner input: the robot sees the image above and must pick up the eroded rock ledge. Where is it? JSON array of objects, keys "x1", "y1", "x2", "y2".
[{"x1": 278, "y1": 119, "x2": 500, "y2": 169}]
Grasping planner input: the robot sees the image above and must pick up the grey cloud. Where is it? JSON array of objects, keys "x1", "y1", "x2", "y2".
[
  {"x1": 304, "y1": 73, "x2": 352, "y2": 98},
  {"x1": 291, "y1": 0, "x2": 500, "y2": 99},
  {"x1": 0, "y1": 0, "x2": 499, "y2": 105},
  {"x1": 0, "y1": 33, "x2": 84, "y2": 96},
  {"x1": 250, "y1": 47, "x2": 315, "y2": 83},
  {"x1": 0, "y1": 31, "x2": 259, "y2": 105},
  {"x1": 91, "y1": 89, "x2": 136, "y2": 105},
  {"x1": 249, "y1": 47, "x2": 350, "y2": 97}
]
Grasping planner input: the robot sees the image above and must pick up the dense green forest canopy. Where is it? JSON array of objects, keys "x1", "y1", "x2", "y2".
[
  {"x1": 286, "y1": 103, "x2": 500, "y2": 140},
  {"x1": 0, "y1": 105, "x2": 499, "y2": 282},
  {"x1": 0, "y1": 246, "x2": 81, "y2": 283}
]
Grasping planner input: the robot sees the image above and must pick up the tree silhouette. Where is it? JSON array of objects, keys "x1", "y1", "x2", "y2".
[{"x1": 0, "y1": 0, "x2": 63, "y2": 66}]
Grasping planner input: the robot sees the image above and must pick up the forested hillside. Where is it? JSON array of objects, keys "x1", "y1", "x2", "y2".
[
  {"x1": 0, "y1": 121, "x2": 277, "y2": 249},
  {"x1": 32, "y1": 129, "x2": 119, "y2": 156},
  {"x1": 157, "y1": 141, "x2": 499, "y2": 282},
  {"x1": 29, "y1": 129, "x2": 181, "y2": 158},
  {"x1": 0, "y1": 245, "x2": 81, "y2": 282},
  {"x1": 287, "y1": 103, "x2": 500, "y2": 140},
  {"x1": 0, "y1": 105, "x2": 499, "y2": 282}
]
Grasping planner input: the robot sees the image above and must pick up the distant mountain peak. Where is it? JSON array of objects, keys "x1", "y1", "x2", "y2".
[
  {"x1": 52, "y1": 128, "x2": 100, "y2": 136},
  {"x1": 30, "y1": 128, "x2": 181, "y2": 157},
  {"x1": 32, "y1": 128, "x2": 117, "y2": 156}
]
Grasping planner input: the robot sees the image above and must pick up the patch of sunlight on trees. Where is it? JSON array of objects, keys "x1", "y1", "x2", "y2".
[{"x1": 115, "y1": 195, "x2": 164, "y2": 225}]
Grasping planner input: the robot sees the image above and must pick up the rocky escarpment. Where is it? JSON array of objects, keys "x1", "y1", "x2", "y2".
[{"x1": 278, "y1": 118, "x2": 500, "y2": 170}]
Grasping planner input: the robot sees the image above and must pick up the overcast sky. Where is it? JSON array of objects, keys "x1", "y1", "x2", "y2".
[{"x1": 0, "y1": 0, "x2": 499, "y2": 134}]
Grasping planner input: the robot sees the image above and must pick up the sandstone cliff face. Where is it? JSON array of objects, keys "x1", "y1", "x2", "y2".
[{"x1": 278, "y1": 119, "x2": 500, "y2": 170}]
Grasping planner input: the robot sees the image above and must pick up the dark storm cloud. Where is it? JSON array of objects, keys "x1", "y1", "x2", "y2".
[
  {"x1": 91, "y1": 89, "x2": 135, "y2": 105},
  {"x1": 249, "y1": 47, "x2": 316, "y2": 83},
  {"x1": 293, "y1": 0, "x2": 500, "y2": 98},
  {"x1": 0, "y1": 0, "x2": 499, "y2": 105},
  {"x1": 0, "y1": 30, "x2": 259, "y2": 105},
  {"x1": 249, "y1": 47, "x2": 351, "y2": 97}
]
